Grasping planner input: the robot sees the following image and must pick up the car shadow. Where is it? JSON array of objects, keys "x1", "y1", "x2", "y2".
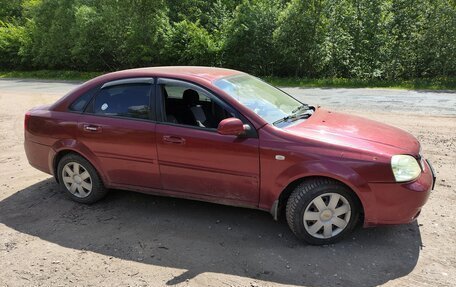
[{"x1": 0, "y1": 179, "x2": 422, "y2": 286}]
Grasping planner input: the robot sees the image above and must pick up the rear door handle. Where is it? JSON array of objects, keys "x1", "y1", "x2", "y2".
[
  {"x1": 163, "y1": 135, "x2": 186, "y2": 145},
  {"x1": 83, "y1": 124, "x2": 102, "y2": 133}
]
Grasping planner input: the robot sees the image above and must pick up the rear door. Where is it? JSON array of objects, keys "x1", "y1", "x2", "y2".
[{"x1": 78, "y1": 78, "x2": 161, "y2": 189}]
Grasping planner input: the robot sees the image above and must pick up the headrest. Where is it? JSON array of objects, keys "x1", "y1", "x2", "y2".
[{"x1": 183, "y1": 89, "x2": 199, "y2": 105}]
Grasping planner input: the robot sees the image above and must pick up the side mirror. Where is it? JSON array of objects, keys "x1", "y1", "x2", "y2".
[{"x1": 217, "y1": 118, "x2": 245, "y2": 136}]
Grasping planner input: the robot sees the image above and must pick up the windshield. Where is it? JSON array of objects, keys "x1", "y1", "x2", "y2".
[{"x1": 214, "y1": 74, "x2": 305, "y2": 124}]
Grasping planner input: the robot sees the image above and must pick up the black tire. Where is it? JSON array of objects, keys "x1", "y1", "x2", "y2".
[
  {"x1": 57, "y1": 153, "x2": 108, "y2": 204},
  {"x1": 286, "y1": 178, "x2": 359, "y2": 245}
]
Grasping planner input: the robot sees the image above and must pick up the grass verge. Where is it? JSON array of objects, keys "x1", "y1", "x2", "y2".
[
  {"x1": 0, "y1": 70, "x2": 103, "y2": 81},
  {"x1": 1, "y1": 70, "x2": 455, "y2": 90},
  {"x1": 266, "y1": 76, "x2": 456, "y2": 90}
]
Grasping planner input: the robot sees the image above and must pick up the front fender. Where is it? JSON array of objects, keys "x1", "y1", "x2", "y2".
[{"x1": 260, "y1": 160, "x2": 373, "y2": 215}]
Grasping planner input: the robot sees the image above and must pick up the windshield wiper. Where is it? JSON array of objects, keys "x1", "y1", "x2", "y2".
[
  {"x1": 291, "y1": 104, "x2": 310, "y2": 114},
  {"x1": 273, "y1": 104, "x2": 314, "y2": 126},
  {"x1": 273, "y1": 110, "x2": 313, "y2": 125}
]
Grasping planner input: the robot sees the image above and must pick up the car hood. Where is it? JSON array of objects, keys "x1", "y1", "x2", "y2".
[{"x1": 284, "y1": 108, "x2": 420, "y2": 156}]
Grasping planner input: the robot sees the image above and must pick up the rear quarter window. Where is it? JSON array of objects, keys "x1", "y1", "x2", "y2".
[{"x1": 68, "y1": 87, "x2": 99, "y2": 112}]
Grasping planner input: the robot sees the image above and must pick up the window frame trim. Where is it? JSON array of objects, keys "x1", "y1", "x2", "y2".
[
  {"x1": 83, "y1": 77, "x2": 157, "y2": 122},
  {"x1": 101, "y1": 77, "x2": 154, "y2": 89}
]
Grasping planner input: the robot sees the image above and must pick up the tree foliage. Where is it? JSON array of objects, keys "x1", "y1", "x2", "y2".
[
  {"x1": 164, "y1": 20, "x2": 218, "y2": 66},
  {"x1": 224, "y1": 0, "x2": 281, "y2": 75},
  {"x1": 0, "y1": 0, "x2": 455, "y2": 79},
  {"x1": 274, "y1": 0, "x2": 328, "y2": 77}
]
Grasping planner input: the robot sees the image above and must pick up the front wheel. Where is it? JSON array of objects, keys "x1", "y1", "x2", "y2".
[
  {"x1": 57, "y1": 153, "x2": 108, "y2": 204},
  {"x1": 286, "y1": 178, "x2": 359, "y2": 245}
]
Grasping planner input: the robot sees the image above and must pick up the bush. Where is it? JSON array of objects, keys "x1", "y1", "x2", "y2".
[{"x1": 0, "y1": 21, "x2": 27, "y2": 69}]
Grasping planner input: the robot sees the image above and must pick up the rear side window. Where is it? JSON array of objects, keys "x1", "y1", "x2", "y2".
[
  {"x1": 69, "y1": 87, "x2": 98, "y2": 112},
  {"x1": 92, "y1": 84, "x2": 151, "y2": 120}
]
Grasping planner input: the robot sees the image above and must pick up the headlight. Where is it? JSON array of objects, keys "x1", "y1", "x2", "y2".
[{"x1": 391, "y1": 155, "x2": 421, "y2": 182}]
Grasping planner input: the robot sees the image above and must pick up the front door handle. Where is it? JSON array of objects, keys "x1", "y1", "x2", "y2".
[
  {"x1": 83, "y1": 124, "x2": 102, "y2": 133},
  {"x1": 163, "y1": 135, "x2": 186, "y2": 145}
]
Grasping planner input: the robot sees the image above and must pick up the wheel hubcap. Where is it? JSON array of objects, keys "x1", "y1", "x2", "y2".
[
  {"x1": 320, "y1": 209, "x2": 333, "y2": 221},
  {"x1": 303, "y1": 193, "x2": 351, "y2": 239},
  {"x1": 62, "y1": 162, "x2": 92, "y2": 198}
]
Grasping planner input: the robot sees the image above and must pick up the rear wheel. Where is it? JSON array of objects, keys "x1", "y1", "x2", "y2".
[
  {"x1": 57, "y1": 154, "x2": 108, "y2": 204},
  {"x1": 286, "y1": 178, "x2": 359, "y2": 245}
]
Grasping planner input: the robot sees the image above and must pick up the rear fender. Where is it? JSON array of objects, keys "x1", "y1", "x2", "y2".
[{"x1": 51, "y1": 139, "x2": 110, "y2": 185}]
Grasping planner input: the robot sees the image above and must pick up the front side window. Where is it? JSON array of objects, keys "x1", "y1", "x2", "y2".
[
  {"x1": 92, "y1": 84, "x2": 151, "y2": 119},
  {"x1": 214, "y1": 74, "x2": 307, "y2": 124},
  {"x1": 160, "y1": 81, "x2": 233, "y2": 129}
]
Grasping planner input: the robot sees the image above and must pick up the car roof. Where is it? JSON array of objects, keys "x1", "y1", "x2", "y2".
[{"x1": 100, "y1": 66, "x2": 244, "y2": 83}]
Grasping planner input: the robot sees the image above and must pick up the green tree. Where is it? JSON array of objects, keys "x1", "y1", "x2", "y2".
[
  {"x1": 349, "y1": 0, "x2": 390, "y2": 79},
  {"x1": 321, "y1": 0, "x2": 357, "y2": 77},
  {"x1": 0, "y1": 0, "x2": 455, "y2": 78},
  {"x1": 417, "y1": 0, "x2": 456, "y2": 77},
  {"x1": 0, "y1": 21, "x2": 27, "y2": 68},
  {"x1": 274, "y1": 0, "x2": 328, "y2": 77},
  {"x1": 164, "y1": 19, "x2": 218, "y2": 66},
  {"x1": 224, "y1": 0, "x2": 281, "y2": 75},
  {"x1": 23, "y1": 0, "x2": 76, "y2": 69},
  {"x1": 70, "y1": 4, "x2": 105, "y2": 70},
  {"x1": 383, "y1": 0, "x2": 425, "y2": 79},
  {"x1": 96, "y1": 0, "x2": 169, "y2": 69},
  {"x1": 0, "y1": 0, "x2": 23, "y2": 21}
]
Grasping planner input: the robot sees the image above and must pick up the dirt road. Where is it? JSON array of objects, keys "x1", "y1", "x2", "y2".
[{"x1": 0, "y1": 79, "x2": 455, "y2": 287}]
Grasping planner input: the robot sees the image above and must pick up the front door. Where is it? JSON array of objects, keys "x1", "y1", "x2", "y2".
[
  {"x1": 155, "y1": 78, "x2": 260, "y2": 205},
  {"x1": 77, "y1": 78, "x2": 161, "y2": 189}
]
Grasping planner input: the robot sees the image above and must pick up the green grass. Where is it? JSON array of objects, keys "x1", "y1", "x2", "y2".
[
  {"x1": 0, "y1": 70, "x2": 103, "y2": 81},
  {"x1": 1, "y1": 70, "x2": 455, "y2": 90},
  {"x1": 266, "y1": 76, "x2": 456, "y2": 90}
]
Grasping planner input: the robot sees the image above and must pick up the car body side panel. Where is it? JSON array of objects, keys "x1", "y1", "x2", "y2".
[
  {"x1": 75, "y1": 115, "x2": 160, "y2": 189},
  {"x1": 24, "y1": 110, "x2": 81, "y2": 175},
  {"x1": 155, "y1": 123, "x2": 260, "y2": 205},
  {"x1": 258, "y1": 129, "x2": 374, "y2": 213},
  {"x1": 26, "y1": 110, "x2": 80, "y2": 146},
  {"x1": 24, "y1": 139, "x2": 53, "y2": 174},
  {"x1": 50, "y1": 139, "x2": 108, "y2": 184},
  {"x1": 257, "y1": 123, "x2": 385, "y2": 208},
  {"x1": 257, "y1": 123, "x2": 433, "y2": 226}
]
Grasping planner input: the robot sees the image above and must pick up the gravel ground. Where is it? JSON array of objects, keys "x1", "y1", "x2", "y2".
[{"x1": 0, "y1": 79, "x2": 455, "y2": 287}]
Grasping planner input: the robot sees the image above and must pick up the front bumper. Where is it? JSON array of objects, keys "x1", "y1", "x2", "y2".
[{"x1": 363, "y1": 159, "x2": 435, "y2": 226}]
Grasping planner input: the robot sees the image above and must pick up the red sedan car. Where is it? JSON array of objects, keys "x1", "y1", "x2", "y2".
[{"x1": 24, "y1": 67, "x2": 435, "y2": 244}]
